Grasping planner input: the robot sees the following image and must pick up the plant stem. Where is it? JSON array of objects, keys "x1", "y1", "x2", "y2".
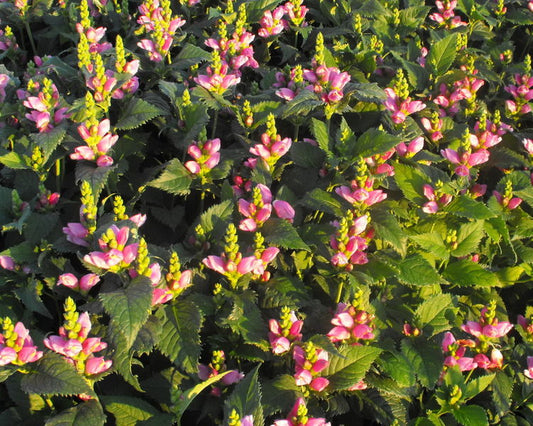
[
  {"x1": 211, "y1": 110, "x2": 219, "y2": 140},
  {"x1": 24, "y1": 19, "x2": 37, "y2": 56},
  {"x1": 335, "y1": 279, "x2": 343, "y2": 304}
]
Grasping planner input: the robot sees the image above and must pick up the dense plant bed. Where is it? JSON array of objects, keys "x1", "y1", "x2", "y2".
[{"x1": 1, "y1": 0, "x2": 533, "y2": 424}]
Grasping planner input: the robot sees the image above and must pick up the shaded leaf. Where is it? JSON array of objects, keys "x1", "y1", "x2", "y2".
[
  {"x1": 414, "y1": 293, "x2": 454, "y2": 337},
  {"x1": 115, "y1": 98, "x2": 165, "y2": 130},
  {"x1": 45, "y1": 399, "x2": 105, "y2": 426},
  {"x1": 101, "y1": 396, "x2": 158, "y2": 426},
  {"x1": 451, "y1": 404, "x2": 488, "y2": 426},
  {"x1": 148, "y1": 158, "x2": 192, "y2": 196},
  {"x1": 224, "y1": 365, "x2": 263, "y2": 426},
  {"x1": 263, "y1": 218, "x2": 310, "y2": 251},
  {"x1": 299, "y1": 188, "x2": 344, "y2": 217}
]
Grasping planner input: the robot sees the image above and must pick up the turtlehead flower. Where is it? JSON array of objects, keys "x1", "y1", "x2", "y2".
[
  {"x1": 57, "y1": 273, "x2": 101, "y2": 293},
  {"x1": 293, "y1": 343, "x2": 330, "y2": 392},
  {"x1": 0, "y1": 74, "x2": 9, "y2": 103},
  {"x1": 440, "y1": 147, "x2": 490, "y2": 177},
  {"x1": 422, "y1": 183, "x2": 453, "y2": 214},
  {"x1": 524, "y1": 357, "x2": 533, "y2": 380},
  {"x1": 335, "y1": 178, "x2": 387, "y2": 208},
  {"x1": 0, "y1": 319, "x2": 43, "y2": 366},
  {"x1": 0, "y1": 255, "x2": 16, "y2": 271},
  {"x1": 197, "y1": 350, "x2": 243, "y2": 397},
  {"x1": 273, "y1": 397, "x2": 331, "y2": 426},
  {"x1": 383, "y1": 87, "x2": 426, "y2": 124},
  {"x1": 71, "y1": 118, "x2": 119, "y2": 167},
  {"x1": 396, "y1": 137, "x2": 424, "y2": 158},
  {"x1": 185, "y1": 138, "x2": 221, "y2": 179},
  {"x1": 249, "y1": 132, "x2": 292, "y2": 170},
  {"x1": 327, "y1": 301, "x2": 375, "y2": 345},
  {"x1": 441, "y1": 332, "x2": 477, "y2": 372},
  {"x1": 268, "y1": 307, "x2": 303, "y2": 354},
  {"x1": 429, "y1": 0, "x2": 468, "y2": 28},
  {"x1": 258, "y1": 6, "x2": 288, "y2": 38}
]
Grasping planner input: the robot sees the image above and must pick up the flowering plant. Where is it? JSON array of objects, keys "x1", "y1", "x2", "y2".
[{"x1": 1, "y1": 0, "x2": 533, "y2": 424}]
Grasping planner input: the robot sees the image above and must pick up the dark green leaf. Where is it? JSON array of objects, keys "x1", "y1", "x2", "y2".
[
  {"x1": 395, "y1": 253, "x2": 441, "y2": 286},
  {"x1": 21, "y1": 353, "x2": 95, "y2": 397},
  {"x1": 222, "y1": 294, "x2": 269, "y2": 348},
  {"x1": 401, "y1": 339, "x2": 442, "y2": 389},
  {"x1": 427, "y1": 33, "x2": 458, "y2": 76},
  {"x1": 452, "y1": 220, "x2": 485, "y2": 257},
  {"x1": 132, "y1": 315, "x2": 162, "y2": 354},
  {"x1": 353, "y1": 128, "x2": 402, "y2": 158},
  {"x1": 443, "y1": 259, "x2": 500, "y2": 287},
  {"x1": 198, "y1": 199, "x2": 234, "y2": 236},
  {"x1": 464, "y1": 374, "x2": 495, "y2": 400},
  {"x1": 148, "y1": 158, "x2": 193, "y2": 196},
  {"x1": 263, "y1": 218, "x2": 310, "y2": 251},
  {"x1": 451, "y1": 404, "x2": 488, "y2": 426},
  {"x1": 100, "y1": 277, "x2": 153, "y2": 349},
  {"x1": 444, "y1": 196, "x2": 495, "y2": 219},
  {"x1": 101, "y1": 396, "x2": 158, "y2": 426},
  {"x1": 157, "y1": 300, "x2": 203, "y2": 374},
  {"x1": 393, "y1": 162, "x2": 428, "y2": 204},
  {"x1": 323, "y1": 345, "x2": 382, "y2": 390},
  {"x1": 115, "y1": 98, "x2": 165, "y2": 130},
  {"x1": 491, "y1": 371, "x2": 513, "y2": 417},
  {"x1": 310, "y1": 118, "x2": 332, "y2": 158},
  {"x1": 409, "y1": 232, "x2": 449, "y2": 260},
  {"x1": 175, "y1": 43, "x2": 211, "y2": 67},
  {"x1": 45, "y1": 400, "x2": 106, "y2": 426},
  {"x1": 379, "y1": 350, "x2": 416, "y2": 387},
  {"x1": 414, "y1": 293, "x2": 454, "y2": 337},
  {"x1": 299, "y1": 188, "x2": 344, "y2": 217},
  {"x1": 30, "y1": 126, "x2": 66, "y2": 161},
  {"x1": 281, "y1": 90, "x2": 322, "y2": 119},
  {"x1": 75, "y1": 163, "x2": 115, "y2": 199}
]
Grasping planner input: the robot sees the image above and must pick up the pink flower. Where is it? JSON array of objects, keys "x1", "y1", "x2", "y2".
[
  {"x1": 440, "y1": 148, "x2": 489, "y2": 176},
  {"x1": 44, "y1": 335, "x2": 83, "y2": 358},
  {"x1": 62, "y1": 223, "x2": 90, "y2": 247},
  {"x1": 396, "y1": 137, "x2": 424, "y2": 158},
  {"x1": 269, "y1": 310, "x2": 303, "y2": 354},
  {"x1": 493, "y1": 190, "x2": 522, "y2": 210},
  {"x1": 524, "y1": 356, "x2": 533, "y2": 380},
  {"x1": 85, "y1": 356, "x2": 112, "y2": 375},
  {"x1": 0, "y1": 255, "x2": 15, "y2": 271},
  {"x1": 383, "y1": 88, "x2": 426, "y2": 124},
  {"x1": 273, "y1": 398, "x2": 331, "y2": 426},
  {"x1": 57, "y1": 273, "x2": 79, "y2": 289},
  {"x1": 273, "y1": 200, "x2": 295, "y2": 222},
  {"x1": 258, "y1": 7, "x2": 288, "y2": 38}
]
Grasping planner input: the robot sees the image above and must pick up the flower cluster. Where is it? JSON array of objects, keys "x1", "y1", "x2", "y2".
[
  {"x1": 428, "y1": 0, "x2": 467, "y2": 29},
  {"x1": 422, "y1": 181, "x2": 453, "y2": 214},
  {"x1": 383, "y1": 70, "x2": 426, "y2": 124},
  {"x1": 440, "y1": 129, "x2": 490, "y2": 177},
  {"x1": 57, "y1": 272, "x2": 101, "y2": 294},
  {"x1": 273, "y1": 397, "x2": 330, "y2": 426},
  {"x1": 329, "y1": 212, "x2": 370, "y2": 270},
  {"x1": 21, "y1": 77, "x2": 69, "y2": 133},
  {"x1": 83, "y1": 225, "x2": 139, "y2": 272},
  {"x1": 247, "y1": 113, "x2": 292, "y2": 170},
  {"x1": 152, "y1": 251, "x2": 193, "y2": 305},
  {"x1": 137, "y1": 0, "x2": 185, "y2": 62},
  {"x1": 70, "y1": 116, "x2": 119, "y2": 167},
  {"x1": 194, "y1": 50, "x2": 241, "y2": 94},
  {"x1": 293, "y1": 342, "x2": 330, "y2": 392},
  {"x1": 0, "y1": 318, "x2": 43, "y2": 366},
  {"x1": 268, "y1": 307, "x2": 303, "y2": 354},
  {"x1": 44, "y1": 298, "x2": 112, "y2": 377},
  {"x1": 327, "y1": 297, "x2": 375, "y2": 345},
  {"x1": 238, "y1": 183, "x2": 295, "y2": 232},
  {"x1": 185, "y1": 138, "x2": 221, "y2": 179},
  {"x1": 505, "y1": 69, "x2": 533, "y2": 119}
]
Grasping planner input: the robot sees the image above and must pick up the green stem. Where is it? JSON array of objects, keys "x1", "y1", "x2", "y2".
[
  {"x1": 24, "y1": 19, "x2": 37, "y2": 56},
  {"x1": 293, "y1": 124, "x2": 299, "y2": 142},
  {"x1": 335, "y1": 279, "x2": 344, "y2": 304},
  {"x1": 211, "y1": 110, "x2": 219, "y2": 140}
]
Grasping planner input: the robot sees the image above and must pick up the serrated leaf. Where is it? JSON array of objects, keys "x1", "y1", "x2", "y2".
[
  {"x1": 173, "y1": 371, "x2": 233, "y2": 424},
  {"x1": 444, "y1": 196, "x2": 495, "y2": 219},
  {"x1": 290, "y1": 141, "x2": 325, "y2": 168},
  {"x1": 0, "y1": 151, "x2": 29, "y2": 169},
  {"x1": 45, "y1": 399, "x2": 106, "y2": 426},
  {"x1": 379, "y1": 351, "x2": 416, "y2": 387},
  {"x1": 132, "y1": 315, "x2": 162, "y2": 354},
  {"x1": 451, "y1": 404, "x2": 488, "y2": 426},
  {"x1": 224, "y1": 365, "x2": 263, "y2": 426},
  {"x1": 157, "y1": 300, "x2": 203, "y2": 374},
  {"x1": 101, "y1": 396, "x2": 158, "y2": 426},
  {"x1": 401, "y1": 339, "x2": 442, "y2": 389},
  {"x1": 443, "y1": 259, "x2": 500, "y2": 287},
  {"x1": 371, "y1": 209, "x2": 406, "y2": 254},
  {"x1": 262, "y1": 218, "x2": 310, "y2": 251},
  {"x1": 148, "y1": 158, "x2": 192, "y2": 196},
  {"x1": 350, "y1": 82, "x2": 386, "y2": 102},
  {"x1": 21, "y1": 353, "x2": 95, "y2": 398},
  {"x1": 323, "y1": 345, "x2": 382, "y2": 390},
  {"x1": 100, "y1": 277, "x2": 153, "y2": 349},
  {"x1": 115, "y1": 98, "x2": 165, "y2": 130},
  {"x1": 14, "y1": 280, "x2": 53, "y2": 319},
  {"x1": 223, "y1": 293, "x2": 269, "y2": 348},
  {"x1": 281, "y1": 90, "x2": 322, "y2": 119},
  {"x1": 393, "y1": 162, "x2": 428, "y2": 204},
  {"x1": 452, "y1": 220, "x2": 485, "y2": 257},
  {"x1": 409, "y1": 232, "x2": 449, "y2": 260},
  {"x1": 395, "y1": 253, "x2": 441, "y2": 286},
  {"x1": 108, "y1": 328, "x2": 142, "y2": 392},
  {"x1": 427, "y1": 33, "x2": 458, "y2": 76},
  {"x1": 353, "y1": 128, "x2": 402, "y2": 158},
  {"x1": 491, "y1": 371, "x2": 513, "y2": 417},
  {"x1": 310, "y1": 118, "x2": 332, "y2": 158},
  {"x1": 414, "y1": 293, "x2": 454, "y2": 337},
  {"x1": 464, "y1": 374, "x2": 495, "y2": 400},
  {"x1": 30, "y1": 126, "x2": 66, "y2": 161},
  {"x1": 75, "y1": 163, "x2": 115, "y2": 199},
  {"x1": 300, "y1": 188, "x2": 344, "y2": 217},
  {"x1": 198, "y1": 199, "x2": 234, "y2": 235},
  {"x1": 175, "y1": 43, "x2": 211, "y2": 67},
  {"x1": 23, "y1": 212, "x2": 59, "y2": 245}
]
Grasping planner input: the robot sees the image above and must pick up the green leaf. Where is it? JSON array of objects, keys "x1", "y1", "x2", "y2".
[
  {"x1": 132, "y1": 315, "x2": 162, "y2": 354},
  {"x1": 393, "y1": 162, "x2": 428, "y2": 204},
  {"x1": 107, "y1": 329, "x2": 142, "y2": 392},
  {"x1": 299, "y1": 188, "x2": 344, "y2": 217},
  {"x1": 198, "y1": 199, "x2": 234, "y2": 236},
  {"x1": 310, "y1": 118, "x2": 332, "y2": 158},
  {"x1": 395, "y1": 253, "x2": 441, "y2": 286},
  {"x1": 75, "y1": 163, "x2": 115, "y2": 200},
  {"x1": 115, "y1": 98, "x2": 165, "y2": 130},
  {"x1": 444, "y1": 196, "x2": 495, "y2": 219},
  {"x1": 452, "y1": 220, "x2": 485, "y2": 257},
  {"x1": 391, "y1": 54, "x2": 429, "y2": 91},
  {"x1": 353, "y1": 128, "x2": 402, "y2": 158},
  {"x1": 443, "y1": 259, "x2": 500, "y2": 287},
  {"x1": 290, "y1": 141, "x2": 325, "y2": 168},
  {"x1": 101, "y1": 396, "x2": 158, "y2": 426},
  {"x1": 491, "y1": 371, "x2": 513, "y2": 417},
  {"x1": 350, "y1": 82, "x2": 386, "y2": 102},
  {"x1": 414, "y1": 293, "x2": 454, "y2": 337},
  {"x1": 15, "y1": 280, "x2": 53, "y2": 319},
  {"x1": 157, "y1": 300, "x2": 203, "y2": 374},
  {"x1": 175, "y1": 43, "x2": 211, "y2": 68},
  {"x1": 401, "y1": 339, "x2": 442, "y2": 389},
  {"x1": 0, "y1": 151, "x2": 29, "y2": 169},
  {"x1": 222, "y1": 293, "x2": 269, "y2": 348},
  {"x1": 409, "y1": 232, "x2": 449, "y2": 260},
  {"x1": 148, "y1": 158, "x2": 193, "y2": 196},
  {"x1": 224, "y1": 365, "x2": 263, "y2": 426},
  {"x1": 451, "y1": 404, "x2": 488, "y2": 426},
  {"x1": 45, "y1": 400, "x2": 106, "y2": 426},
  {"x1": 371, "y1": 209, "x2": 406, "y2": 254},
  {"x1": 263, "y1": 218, "x2": 310, "y2": 251},
  {"x1": 21, "y1": 353, "x2": 95, "y2": 398},
  {"x1": 464, "y1": 374, "x2": 495, "y2": 400},
  {"x1": 323, "y1": 345, "x2": 382, "y2": 390},
  {"x1": 173, "y1": 370, "x2": 233, "y2": 424},
  {"x1": 379, "y1": 350, "x2": 416, "y2": 387},
  {"x1": 100, "y1": 277, "x2": 153, "y2": 350},
  {"x1": 426, "y1": 33, "x2": 458, "y2": 76},
  {"x1": 23, "y1": 212, "x2": 59, "y2": 245},
  {"x1": 281, "y1": 90, "x2": 322, "y2": 119},
  {"x1": 30, "y1": 126, "x2": 66, "y2": 161}
]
